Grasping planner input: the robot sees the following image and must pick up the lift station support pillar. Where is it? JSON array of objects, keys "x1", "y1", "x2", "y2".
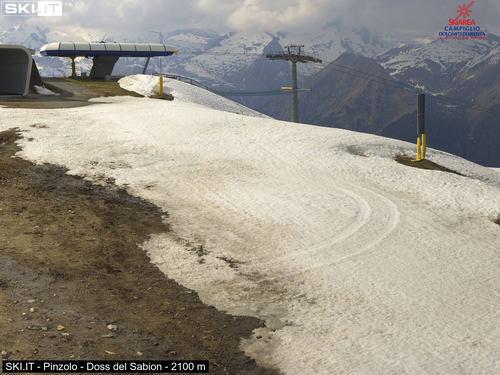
[{"x1": 70, "y1": 56, "x2": 76, "y2": 77}]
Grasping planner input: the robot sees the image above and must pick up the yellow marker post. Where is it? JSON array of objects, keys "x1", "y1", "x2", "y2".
[
  {"x1": 422, "y1": 133, "x2": 426, "y2": 159},
  {"x1": 159, "y1": 76, "x2": 163, "y2": 95},
  {"x1": 412, "y1": 134, "x2": 426, "y2": 162},
  {"x1": 412, "y1": 94, "x2": 426, "y2": 162},
  {"x1": 70, "y1": 56, "x2": 76, "y2": 77},
  {"x1": 416, "y1": 137, "x2": 421, "y2": 161}
]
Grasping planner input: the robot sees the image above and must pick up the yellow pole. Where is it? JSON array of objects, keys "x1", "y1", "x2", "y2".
[
  {"x1": 422, "y1": 133, "x2": 426, "y2": 159},
  {"x1": 159, "y1": 76, "x2": 163, "y2": 95},
  {"x1": 416, "y1": 136, "x2": 421, "y2": 161}
]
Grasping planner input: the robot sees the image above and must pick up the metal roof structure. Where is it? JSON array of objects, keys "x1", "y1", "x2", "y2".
[
  {"x1": 40, "y1": 42, "x2": 178, "y2": 58},
  {"x1": 40, "y1": 42, "x2": 178, "y2": 78}
]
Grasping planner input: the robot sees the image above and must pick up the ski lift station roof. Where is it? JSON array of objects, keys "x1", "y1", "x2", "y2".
[{"x1": 40, "y1": 42, "x2": 178, "y2": 58}]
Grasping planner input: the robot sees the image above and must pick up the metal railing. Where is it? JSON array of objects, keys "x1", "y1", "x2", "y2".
[{"x1": 151, "y1": 72, "x2": 259, "y2": 112}]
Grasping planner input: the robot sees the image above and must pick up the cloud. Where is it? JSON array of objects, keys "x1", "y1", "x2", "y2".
[
  {"x1": 343, "y1": 0, "x2": 500, "y2": 38},
  {"x1": 22, "y1": 0, "x2": 213, "y2": 34},
  {"x1": 225, "y1": 0, "x2": 500, "y2": 37},
  {"x1": 228, "y1": 0, "x2": 351, "y2": 33},
  {"x1": 9, "y1": 0, "x2": 500, "y2": 38}
]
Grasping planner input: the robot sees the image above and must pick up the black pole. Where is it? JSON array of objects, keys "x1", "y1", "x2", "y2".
[
  {"x1": 291, "y1": 61, "x2": 298, "y2": 123},
  {"x1": 417, "y1": 93, "x2": 425, "y2": 135}
]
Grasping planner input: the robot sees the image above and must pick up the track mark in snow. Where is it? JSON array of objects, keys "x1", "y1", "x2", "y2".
[
  {"x1": 259, "y1": 185, "x2": 401, "y2": 278},
  {"x1": 246, "y1": 187, "x2": 372, "y2": 266},
  {"x1": 202, "y1": 125, "x2": 403, "y2": 275},
  {"x1": 299, "y1": 190, "x2": 399, "y2": 278},
  {"x1": 334, "y1": 187, "x2": 372, "y2": 244},
  {"x1": 324, "y1": 188, "x2": 400, "y2": 266}
]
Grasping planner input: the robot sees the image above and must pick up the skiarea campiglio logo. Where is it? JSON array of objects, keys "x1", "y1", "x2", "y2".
[{"x1": 438, "y1": 1, "x2": 487, "y2": 40}]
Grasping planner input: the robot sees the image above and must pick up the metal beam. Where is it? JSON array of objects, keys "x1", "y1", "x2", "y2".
[{"x1": 142, "y1": 56, "x2": 151, "y2": 74}]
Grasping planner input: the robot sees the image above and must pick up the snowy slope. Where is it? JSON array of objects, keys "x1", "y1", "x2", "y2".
[
  {"x1": 2, "y1": 79, "x2": 500, "y2": 374},
  {"x1": 462, "y1": 42, "x2": 500, "y2": 69},
  {"x1": 118, "y1": 74, "x2": 266, "y2": 118}
]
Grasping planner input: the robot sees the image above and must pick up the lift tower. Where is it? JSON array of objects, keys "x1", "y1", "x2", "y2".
[{"x1": 266, "y1": 45, "x2": 322, "y2": 123}]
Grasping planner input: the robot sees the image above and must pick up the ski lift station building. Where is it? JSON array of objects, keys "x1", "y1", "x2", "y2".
[
  {"x1": 40, "y1": 42, "x2": 178, "y2": 79},
  {"x1": 0, "y1": 44, "x2": 34, "y2": 96},
  {"x1": 0, "y1": 42, "x2": 177, "y2": 96}
]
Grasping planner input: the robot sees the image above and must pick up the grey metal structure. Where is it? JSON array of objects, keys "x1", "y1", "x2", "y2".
[
  {"x1": 0, "y1": 45, "x2": 33, "y2": 96},
  {"x1": 89, "y1": 55, "x2": 120, "y2": 78},
  {"x1": 267, "y1": 45, "x2": 322, "y2": 123},
  {"x1": 40, "y1": 42, "x2": 178, "y2": 79}
]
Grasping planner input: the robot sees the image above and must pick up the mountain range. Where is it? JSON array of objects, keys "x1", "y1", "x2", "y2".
[
  {"x1": 0, "y1": 23, "x2": 393, "y2": 108},
  {"x1": 262, "y1": 35, "x2": 500, "y2": 167},
  {"x1": 1, "y1": 24, "x2": 499, "y2": 165}
]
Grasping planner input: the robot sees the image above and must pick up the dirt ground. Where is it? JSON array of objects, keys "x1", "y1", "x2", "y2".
[
  {"x1": 394, "y1": 155, "x2": 463, "y2": 175},
  {"x1": 61, "y1": 78, "x2": 144, "y2": 98},
  {"x1": 0, "y1": 78, "x2": 142, "y2": 109},
  {"x1": 0, "y1": 129, "x2": 279, "y2": 375}
]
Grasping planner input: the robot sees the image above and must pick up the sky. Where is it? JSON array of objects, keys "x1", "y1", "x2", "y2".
[{"x1": 1, "y1": 0, "x2": 500, "y2": 39}]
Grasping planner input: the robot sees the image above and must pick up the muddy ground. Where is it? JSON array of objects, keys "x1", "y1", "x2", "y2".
[
  {"x1": 0, "y1": 129, "x2": 279, "y2": 375},
  {"x1": 394, "y1": 155, "x2": 463, "y2": 175}
]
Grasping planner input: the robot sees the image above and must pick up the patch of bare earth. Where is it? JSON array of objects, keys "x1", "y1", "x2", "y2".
[
  {"x1": 62, "y1": 77, "x2": 143, "y2": 98},
  {"x1": 395, "y1": 155, "x2": 463, "y2": 176},
  {"x1": 0, "y1": 129, "x2": 279, "y2": 375},
  {"x1": 149, "y1": 94, "x2": 174, "y2": 101}
]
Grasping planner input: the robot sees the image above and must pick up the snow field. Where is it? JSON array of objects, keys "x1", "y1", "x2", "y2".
[
  {"x1": 118, "y1": 74, "x2": 266, "y2": 118},
  {"x1": 34, "y1": 85, "x2": 60, "y2": 96},
  {"x1": 1, "y1": 78, "x2": 500, "y2": 374}
]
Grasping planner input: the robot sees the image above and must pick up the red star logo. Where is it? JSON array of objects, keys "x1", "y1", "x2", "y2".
[{"x1": 456, "y1": 1, "x2": 474, "y2": 20}]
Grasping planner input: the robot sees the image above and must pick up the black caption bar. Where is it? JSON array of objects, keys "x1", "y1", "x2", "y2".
[{"x1": 2, "y1": 360, "x2": 209, "y2": 373}]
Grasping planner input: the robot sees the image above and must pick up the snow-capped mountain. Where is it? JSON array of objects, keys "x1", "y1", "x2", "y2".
[
  {"x1": 0, "y1": 24, "x2": 109, "y2": 47},
  {"x1": 0, "y1": 24, "x2": 48, "y2": 48},
  {"x1": 5, "y1": 23, "x2": 500, "y2": 114},
  {"x1": 162, "y1": 24, "x2": 393, "y2": 109},
  {"x1": 0, "y1": 24, "x2": 393, "y2": 89},
  {"x1": 176, "y1": 23, "x2": 392, "y2": 89},
  {"x1": 378, "y1": 34, "x2": 500, "y2": 93},
  {"x1": 1, "y1": 23, "x2": 395, "y2": 109},
  {"x1": 263, "y1": 45, "x2": 500, "y2": 166},
  {"x1": 277, "y1": 23, "x2": 391, "y2": 79}
]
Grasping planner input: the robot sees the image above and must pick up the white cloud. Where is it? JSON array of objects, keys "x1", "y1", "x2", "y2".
[
  {"x1": 228, "y1": 0, "x2": 351, "y2": 33},
  {"x1": 7, "y1": 0, "x2": 500, "y2": 39}
]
